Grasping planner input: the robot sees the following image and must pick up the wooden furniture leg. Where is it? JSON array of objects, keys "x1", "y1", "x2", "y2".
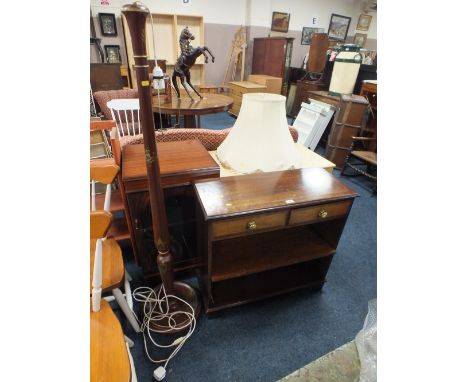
[{"x1": 184, "y1": 115, "x2": 196, "y2": 128}]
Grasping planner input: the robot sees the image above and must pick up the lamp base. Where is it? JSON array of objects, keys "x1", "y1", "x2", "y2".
[{"x1": 145, "y1": 281, "x2": 200, "y2": 334}]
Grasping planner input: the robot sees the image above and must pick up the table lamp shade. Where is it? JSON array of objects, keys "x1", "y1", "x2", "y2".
[{"x1": 217, "y1": 93, "x2": 300, "y2": 174}]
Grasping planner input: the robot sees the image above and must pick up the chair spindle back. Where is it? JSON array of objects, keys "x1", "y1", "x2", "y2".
[{"x1": 107, "y1": 99, "x2": 141, "y2": 139}]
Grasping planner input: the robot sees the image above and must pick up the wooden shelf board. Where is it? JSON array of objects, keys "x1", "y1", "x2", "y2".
[
  {"x1": 211, "y1": 226, "x2": 335, "y2": 282},
  {"x1": 92, "y1": 192, "x2": 125, "y2": 213},
  {"x1": 208, "y1": 280, "x2": 325, "y2": 314},
  {"x1": 208, "y1": 259, "x2": 330, "y2": 313},
  {"x1": 107, "y1": 217, "x2": 130, "y2": 241}
]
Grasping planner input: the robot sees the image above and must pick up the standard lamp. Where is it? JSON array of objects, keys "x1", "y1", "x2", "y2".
[{"x1": 122, "y1": 1, "x2": 199, "y2": 333}]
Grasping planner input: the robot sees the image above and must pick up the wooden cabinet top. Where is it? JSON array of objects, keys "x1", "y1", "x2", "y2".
[
  {"x1": 194, "y1": 168, "x2": 358, "y2": 219},
  {"x1": 122, "y1": 139, "x2": 220, "y2": 189},
  {"x1": 229, "y1": 81, "x2": 267, "y2": 89},
  {"x1": 253, "y1": 37, "x2": 295, "y2": 41}
]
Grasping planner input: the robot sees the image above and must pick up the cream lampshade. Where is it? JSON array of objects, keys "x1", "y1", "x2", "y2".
[{"x1": 216, "y1": 93, "x2": 300, "y2": 174}]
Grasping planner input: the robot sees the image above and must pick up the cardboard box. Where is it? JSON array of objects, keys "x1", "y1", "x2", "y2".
[{"x1": 247, "y1": 74, "x2": 282, "y2": 95}]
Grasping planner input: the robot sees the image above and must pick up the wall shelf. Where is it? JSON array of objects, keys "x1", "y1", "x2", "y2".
[{"x1": 122, "y1": 13, "x2": 205, "y2": 88}]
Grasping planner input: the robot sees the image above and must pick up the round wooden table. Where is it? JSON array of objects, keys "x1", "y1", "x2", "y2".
[{"x1": 152, "y1": 93, "x2": 233, "y2": 128}]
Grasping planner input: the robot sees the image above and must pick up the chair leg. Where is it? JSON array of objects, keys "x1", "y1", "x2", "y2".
[
  {"x1": 124, "y1": 271, "x2": 133, "y2": 310},
  {"x1": 124, "y1": 335, "x2": 134, "y2": 348},
  {"x1": 126, "y1": 342, "x2": 139, "y2": 382},
  {"x1": 92, "y1": 288, "x2": 102, "y2": 312},
  {"x1": 125, "y1": 270, "x2": 133, "y2": 282},
  {"x1": 340, "y1": 162, "x2": 347, "y2": 176},
  {"x1": 112, "y1": 288, "x2": 141, "y2": 333}
]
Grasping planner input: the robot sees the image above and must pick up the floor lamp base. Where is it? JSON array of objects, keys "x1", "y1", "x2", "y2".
[{"x1": 146, "y1": 281, "x2": 201, "y2": 334}]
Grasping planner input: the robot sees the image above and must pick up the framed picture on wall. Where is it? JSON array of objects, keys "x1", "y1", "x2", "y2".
[
  {"x1": 328, "y1": 13, "x2": 351, "y2": 41},
  {"x1": 271, "y1": 11, "x2": 290, "y2": 33},
  {"x1": 357, "y1": 14, "x2": 372, "y2": 31},
  {"x1": 105, "y1": 45, "x2": 121, "y2": 63},
  {"x1": 353, "y1": 33, "x2": 367, "y2": 48},
  {"x1": 301, "y1": 27, "x2": 325, "y2": 45},
  {"x1": 98, "y1": 13, "x2": 117, "y2": 36}
]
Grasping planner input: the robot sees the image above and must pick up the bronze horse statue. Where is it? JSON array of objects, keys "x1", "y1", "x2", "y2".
[{"x1": 172, "y1": 27, "x2": 215, "y2": 100}]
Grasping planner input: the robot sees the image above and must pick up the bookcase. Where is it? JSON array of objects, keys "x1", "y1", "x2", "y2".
[
  {"x1": 122, "y1": 13, "x2": 205, "y2": 89},
  {"x1": 194, "y1": 168, "x2": 358, "y2": 314}
]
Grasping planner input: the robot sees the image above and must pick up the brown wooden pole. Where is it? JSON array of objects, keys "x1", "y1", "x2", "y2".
[
  {"x1": 122, "y1": 3, "x2": 200, "y2": 331},
  {"x1": 121, "y1": 2, "x2": 174, "y2": 294}
]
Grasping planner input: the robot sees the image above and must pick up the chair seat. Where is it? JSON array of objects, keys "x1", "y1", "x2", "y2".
[
  {"x1": 90, "y1": 238, "x2": 125, "y2": 293},
  {"x1": 351, "y1": 150, "x2": 377, "y2": 166},
  {"x1": 90, "y1": 299, "x2": 131, "y2": 382}
]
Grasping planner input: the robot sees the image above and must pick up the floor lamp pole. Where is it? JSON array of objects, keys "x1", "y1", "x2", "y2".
[{"x1": 122, "y1": 1, "x2": 200, "y2": 332}]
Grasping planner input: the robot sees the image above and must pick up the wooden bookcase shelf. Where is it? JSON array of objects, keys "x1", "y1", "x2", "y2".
[
  {"x1": 194, "y1": 168, "x2": 358, "y2": 315},
  {"x1": 107, "y1": 216, "x2": 130, "y2": 241},
  {"x1": 210, "y1": 260, "x2": 330, "y2": 313},
  {"x1": 122, "y1": 13, "x2": 205, "y2": 88},
  {"x1": 211, "y1": 225, "x2": 335, "y2": 282}
]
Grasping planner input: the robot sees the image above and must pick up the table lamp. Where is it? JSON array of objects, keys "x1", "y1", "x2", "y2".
[{"x1": 216, "y1": 93, "x2": 300, "y2": 174}]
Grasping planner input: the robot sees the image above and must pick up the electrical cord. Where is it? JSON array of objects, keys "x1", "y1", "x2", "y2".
[
  {"x1": 132, "y1": 285, "x2": 196, "y2": 373},
  {"x1": 148, "y1": 11, "x2": 166, "y2": 131}
]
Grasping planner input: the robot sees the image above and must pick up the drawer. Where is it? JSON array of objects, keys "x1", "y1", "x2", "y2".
[
  {"x1": 289, "y1": 200, "x2": 351, "y2": 225},
  {"x1": 212, "y1": 211, "x2": 287, "y2": 239},
  {"x1": 230, "y1": 87, "x2": 244, "y2": 98},
  {"x1": 231, "y1": 93, "x2": 243, "y2": 104},
  {"x1": 230, "y1": 86, "x2": 264, "y2": 97}
]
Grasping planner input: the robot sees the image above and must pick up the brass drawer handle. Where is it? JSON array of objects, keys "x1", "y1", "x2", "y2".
[
  {"x1": 318, "y1": 210, "x2": 328, "y2": 218},
  {"x1": 246, "y1": 221, "x2": 257, "y2": 230}
]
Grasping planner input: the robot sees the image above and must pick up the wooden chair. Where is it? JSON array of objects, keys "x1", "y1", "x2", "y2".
[
  {"x1": 93, "y1": 89, "x2": 139, "y2": 121},
  {"x1": 90, "y1": 212, "x2": 138, "y2": 382},
  {"x1": 341, "y1": 136, "x2": 377, "y2": 193},
  {"x1": 107, "y1": 99, "x2": 141, "y2": 139},
  {"x1": 90, "y1": 299, "x2": 135, "y2": 382},
  {"x1": 90, "y1": 164, "x2": 140, "y2": 333}
]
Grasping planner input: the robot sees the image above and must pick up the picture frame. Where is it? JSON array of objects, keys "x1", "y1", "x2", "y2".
[
  {"x1": 105, "y1": 45, "x2": 121, "y2": 63},
  {"x1": 356, "y1": 14, "x2": 372, "y2": 31},
  {"x1": 98, "y1": 13, "x2": 117, "y2": 37},
  {"x1": 271, "y1": 11, "x2": 290, "y2": 33},
  {"x1": 301, "y1": 27, "x2": 325, "y2": 45},
  {"x1": 328, "y1": 13, "x2": 351, "y2": 41},
  {"x1": 353, "y1": 33, "x2": 367, "y2": 48}
]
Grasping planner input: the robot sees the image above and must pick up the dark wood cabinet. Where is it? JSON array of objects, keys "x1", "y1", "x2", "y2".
[
  {"x1": 90, "y1": 63, "x2": 126, "y2": 92},
  {"x1": 289, "y1": 80, "x2": 327, "y2": 117},
  {"x1": 252, "y1": 37, "x2": 294, "y2": 94},
  {"x1": 308, "y1": 91, "x2": 369, "y2": 169},
  {"x1": 120, "y1": 140, "x2": 220, "y2": 282},
  {"x1": 194, "y1": 168, "x2": 358, "y2": 314}
]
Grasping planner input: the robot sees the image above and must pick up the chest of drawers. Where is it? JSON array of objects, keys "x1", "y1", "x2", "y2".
[
  {"x1": 228, "y1": 81, "x2": 267, "y2": 116},
  {"x1": 194, "y1": 168, "x2": 358, "y2": 314}
]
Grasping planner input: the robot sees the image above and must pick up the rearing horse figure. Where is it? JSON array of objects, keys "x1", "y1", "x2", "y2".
[{"x1": 172, "y1": 27, "x2": 215, "y2": 100}]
